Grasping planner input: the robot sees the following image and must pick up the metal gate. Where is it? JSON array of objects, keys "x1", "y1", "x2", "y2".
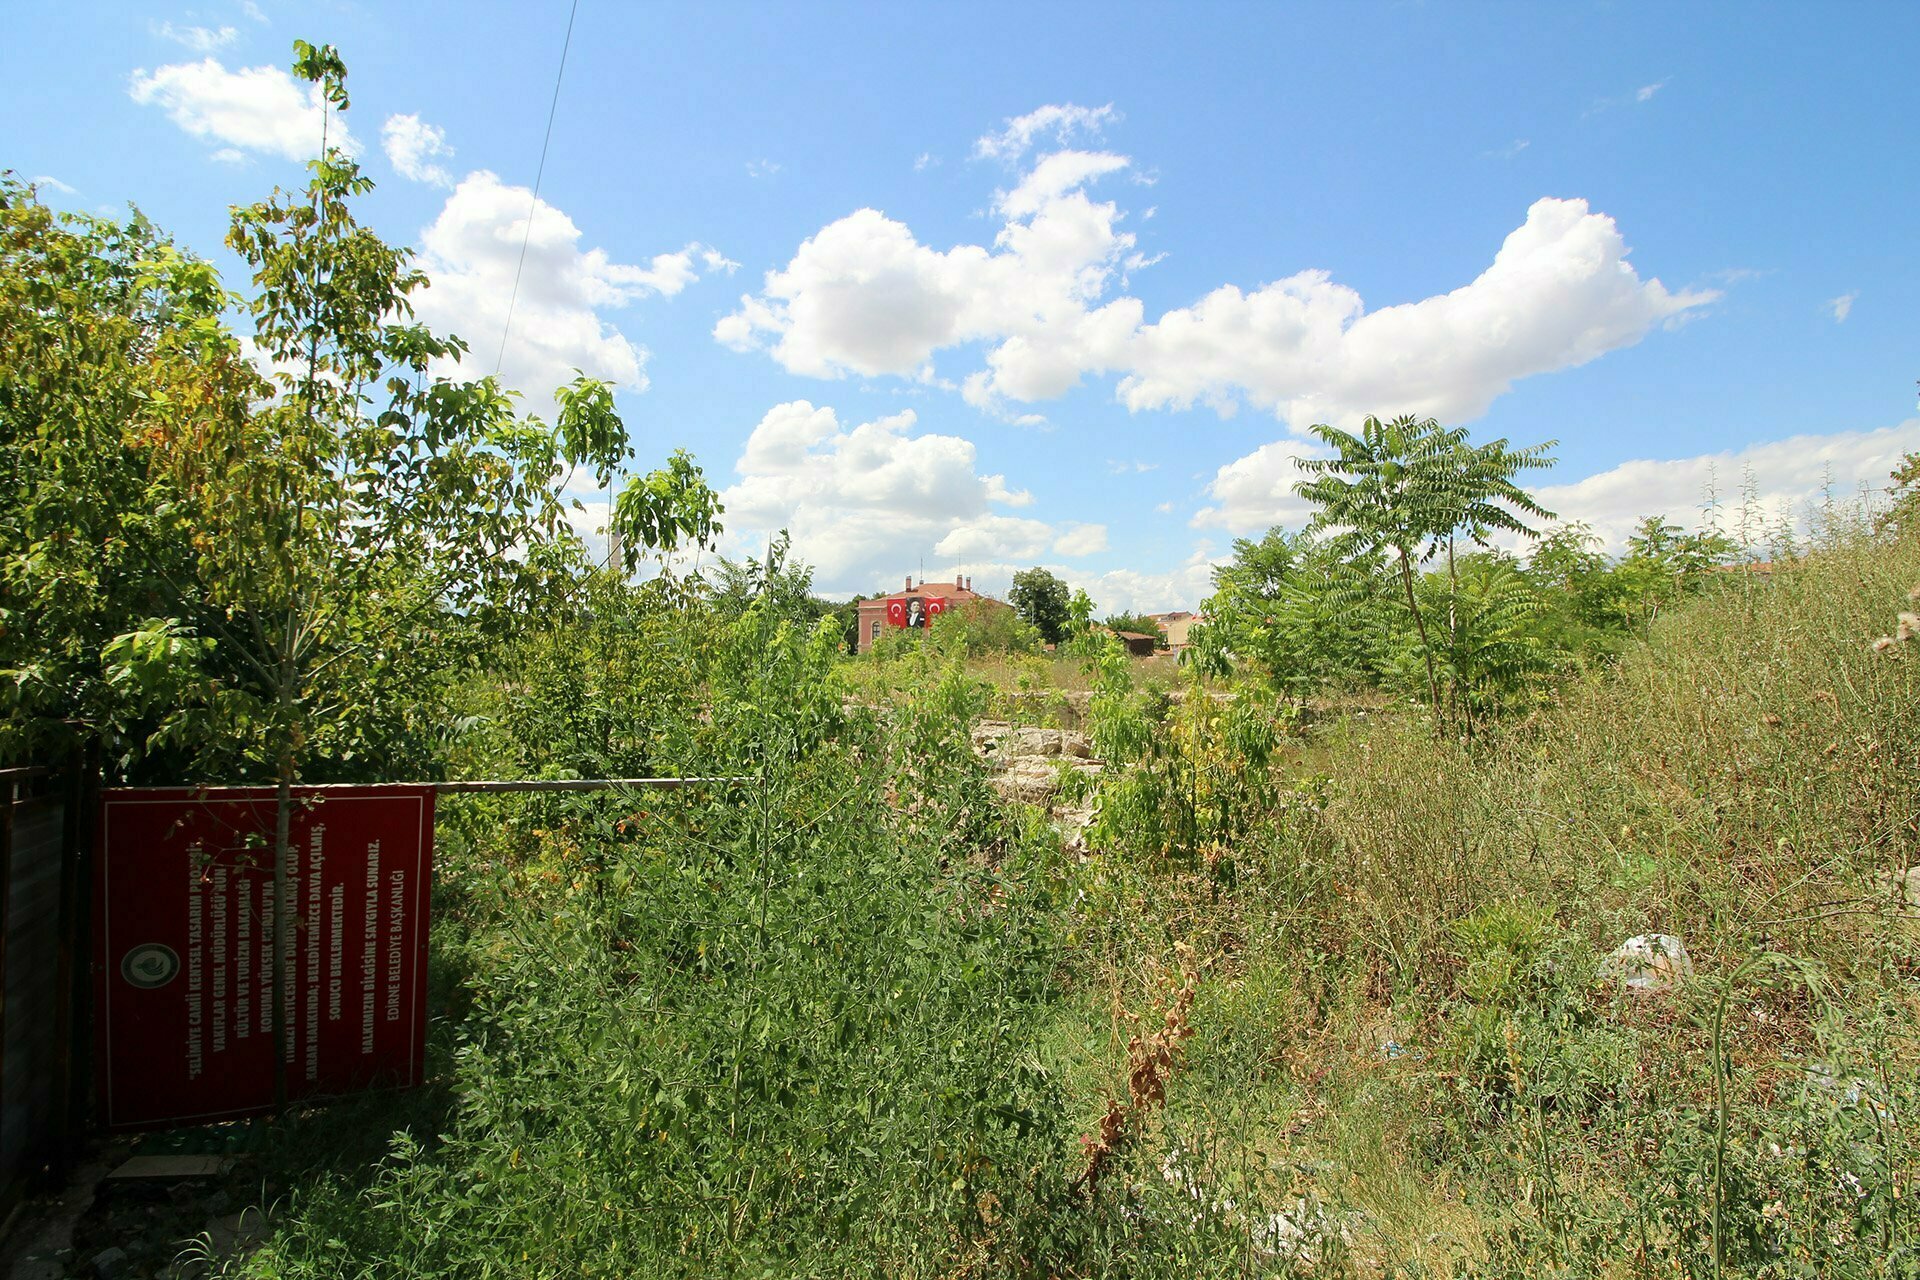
[{"x1": 0, "y1": 764, "x2": 89, "y2": 1219}]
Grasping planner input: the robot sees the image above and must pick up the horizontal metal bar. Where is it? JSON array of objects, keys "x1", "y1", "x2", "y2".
[
  {"x1": 105, "y1": 777, "x2": 750, "y2": 795},
  {"x1": 430, "y1": 778, "x2": 748, "y2": 794}
]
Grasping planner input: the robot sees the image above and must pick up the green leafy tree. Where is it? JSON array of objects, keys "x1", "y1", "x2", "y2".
[
  {"x1": 706, "y1": 530, "x2": 827, "y2": 634},
  {"x1": 1294, "y1": 414, "x2": 1555, "y2": 724},
  {"x1": 612, "y1": 446, "x2": 724, "y2": 585},
  {"x1": 172, "y1": 42, "x2": 661, "y2": 1103},
  {"x1": 1188, "y1": 529, "x2": 1311, "y2": 686},
  {"x1": 1615, "y1": 514, "x2": 1738, "y2": 629},
  {"x1": 1879, "y1": 450, "x2": 1920, "y2": 536},
  {"x1": 1528, "y1": 520, "x2": 1608, "y2": 593},
  {"x1": 1627, "y1": 516, "x2": 1709, "y2": 576},
  {"x1": 1068, "y1": 587, "x2": 1095, "y2": 634},
  {"x1": 468, "y1": 573, "x2": 708, "y2": 784},
  {"x1": 1526, "y1": 520, "x2": 1630, "y2": 657},
  {"x1": 1191, "y1": 526, "x2": 1385, "y2": 703},
  {"x1": 927, "y1": 601, "x2": 1043, "y2": 657},
  {"x1": 1410, "y1": 553, "x2": 1557, "y2": 731},
  {"x1": 0, "y1": 178, "x2": 233, "y2": 768},
  {"x1": 1524, "y1": 515, "x2": 1739, "y2": 658},
  {"x1": 1009, "y1": 567, "x2": 1072, "y2": 644},
  {"x1": 7, "y1": 43, "x2": 726, "y2": 1105}
]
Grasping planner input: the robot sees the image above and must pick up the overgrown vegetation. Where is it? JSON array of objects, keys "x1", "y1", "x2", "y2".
[
  {"x1": 5, "y1": 42, "x2": 1919, "y2": 1280},
  {"x1": 1191, "y1": 417, "x2": 1753, "y2": 735},
  {"x1": 207, "y1": 496, "x2": 1917, "y2": 1280}
]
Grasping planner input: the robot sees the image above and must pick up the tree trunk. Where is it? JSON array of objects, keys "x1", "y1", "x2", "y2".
[
  {"x1": 1396, "y1": 548, "x2": 1442, "y2": 725},
  {"x1": 1446, "y1": 535, "x2": 1458, "y2": 720}
]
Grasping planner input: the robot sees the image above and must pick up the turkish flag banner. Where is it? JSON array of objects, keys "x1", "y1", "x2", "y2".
[
  {"x1": 93, "y1": 785, "x2": 435, "y2": 1130},
  {"x1": 886, "y1": 599, "x2": 907, "y2": 627},
  {"x1": 925, "y1": 598, "x2": 948, "y2": 621}
]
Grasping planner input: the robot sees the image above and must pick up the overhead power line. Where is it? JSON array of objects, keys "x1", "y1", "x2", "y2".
[{"x1": 493, "y1": 0, "x2": 582, "y2": 377}]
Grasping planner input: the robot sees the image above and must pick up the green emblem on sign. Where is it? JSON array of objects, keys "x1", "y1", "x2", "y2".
[{"x1": 121, "y1": 943, "x2": 180, "y2": 990}]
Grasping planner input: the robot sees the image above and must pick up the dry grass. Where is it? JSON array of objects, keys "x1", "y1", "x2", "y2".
[
  {"x1": 1301, "y1": 531, "x2": 1920, "y2": 990},
  {"x1": 1055, "y1": 527, "x2": 1920, "y2": 1276}
]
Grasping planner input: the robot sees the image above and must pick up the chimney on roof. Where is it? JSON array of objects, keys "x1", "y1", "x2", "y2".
[
  {"x1": 904, "y1": 574, "x2": 912, "y2": 592},
  {"x1": 955, "y1": 572, "x2": 964, "y2": 590},
  {"x1": 965, "y1": 575, "x2": 972, "y2": 591}
]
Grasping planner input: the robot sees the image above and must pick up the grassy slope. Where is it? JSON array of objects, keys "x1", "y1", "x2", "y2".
[{"x1": 1066, "y1": 529, "x2": 1920, "y2": 1275}]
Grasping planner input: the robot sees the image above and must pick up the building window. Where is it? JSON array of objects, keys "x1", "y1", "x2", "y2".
[{"x1": 870, "y1": 620, "x2": 881, "y2": 640}]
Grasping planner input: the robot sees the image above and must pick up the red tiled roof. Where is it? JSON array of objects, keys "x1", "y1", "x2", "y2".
[{"x1": 864, "y1": 583, "x2": 1001, "y2": 604}]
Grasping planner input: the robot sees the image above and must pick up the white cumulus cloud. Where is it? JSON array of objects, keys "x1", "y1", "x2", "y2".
[
  {"x1": 1053, "y1": 523, "x2": 1110, "y2": 557},
  {"x1": 936, "y1": 515, "x2": 1056, "y2": 562},
  {"x1": 719, "y1": 401, "x2": 1068, "y2": 594},
  {"x1": 974, "y1": 102, "x2": 1117, "y2": 161},
  {"x1": 410, "y1": 170, "x2": 728, "y2": 409},
  {"x1": 1534, "y1": 420, "x2": 1920, "y2": 553},
  {"x1": 995, "y1": 150, "x2": 1129, "y2": 218},
  {"x1": 1828, "y1": 291, "x2": 1858, "y2": 323},
  {"x1": 721, "y1": 108, "x2": 1711, "y2": 438},
  {"x1": 716, "y1": 152, "x2": 1141, "y2": 411},
  {"x1": 152, "y1": 22, "x2": 238, "y2": 52},
  {"x1": 129, "y1": 57, "x2": 358, "y2": 161},
  {"x1": 382, "y1": 113, "x2": 455, "y2": 188},
  {"x1": 1190, "y1": 439, "x2": 1330, "y2": 534},
  {"x1": 1120, "y1": 197, "x2": 1714, "y2": 430},
  {"x1": 1079, "y1": 542, "x2": 1223, "y2": 614}
]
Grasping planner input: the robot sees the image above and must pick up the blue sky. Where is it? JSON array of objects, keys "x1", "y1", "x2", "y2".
[{"x1": 6, "y1": 2, "x2": 1917, "y2": 609}]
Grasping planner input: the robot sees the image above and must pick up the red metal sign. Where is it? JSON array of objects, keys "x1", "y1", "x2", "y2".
[{"x1": 93, "y1": 785, "x2": 435, "y2": 1129}]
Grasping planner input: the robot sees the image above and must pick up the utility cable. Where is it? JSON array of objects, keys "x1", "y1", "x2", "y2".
[{"x1": 493, "y1": 0, "x2": 581, "y2": 377}]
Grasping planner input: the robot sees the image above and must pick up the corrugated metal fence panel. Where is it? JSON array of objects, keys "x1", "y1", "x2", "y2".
[{"x1": 3, "y1": 791, "x2": 66, "y2": 1190}]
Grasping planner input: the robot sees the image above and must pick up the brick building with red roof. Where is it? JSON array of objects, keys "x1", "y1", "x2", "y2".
[{"x1": 855, "y1": 574, "x2": 1009, "y2": 652}]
